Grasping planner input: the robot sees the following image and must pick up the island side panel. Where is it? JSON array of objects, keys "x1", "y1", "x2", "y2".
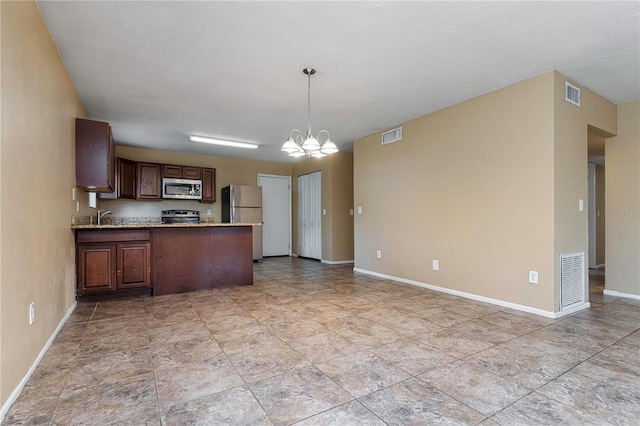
[
  {"x1": 210, "y1": 226, "x2": 253, "y2": 288},
  {"x1": 152, "y1": 227, "x2": 212, "y2": 295}
]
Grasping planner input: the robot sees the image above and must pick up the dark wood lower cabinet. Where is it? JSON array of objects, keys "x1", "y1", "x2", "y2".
[
  {"x1": 117, "y1": 242, "x2": 151, "y2": 290},
  {"x1": 75, "y1": 225, "x2": 254, "y2": 300},
  {"x1": 76, "y1": 230, "x2": 152, "y2": 298},
  {"x1": 152, "y1": 226, "x2": 253, "y2": 295},
  {"x1": 77, "y1": 244, "x2": 117, "y2": 294}
]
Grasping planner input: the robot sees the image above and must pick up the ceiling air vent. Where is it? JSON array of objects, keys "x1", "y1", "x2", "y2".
[
  {"x1": 565, "y1": 82, "x2": 581, "y2": 107},
  {"x1": 382, "y1": 127, "x2": 402, "y2": 145}
]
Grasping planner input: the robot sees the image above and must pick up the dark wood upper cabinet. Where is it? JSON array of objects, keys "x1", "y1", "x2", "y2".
[
  {"x1": 201, "y1": 168, "x2": 216, "y2": 203},
  {"x1": 76, "y1": 118, "x2": 115, "y2": 193},
  {"x1": 136, "y1": 162, "x2": 162, "y2": 200},
  {"x1": 163, "y1": 164, "x2": 202, "y2": 179},
  {"x1": 101, "y1": 157, "x2": 137, "y2": 199},
  {"x1": 118, "y1": 158, "x2": 137, "y2": 199},
  {"x1": 163, "y1": 164, "x2": 182, "y2": 178},
  {"x1": 183, "y1": 166, "x2": 201, "y2": 179}
]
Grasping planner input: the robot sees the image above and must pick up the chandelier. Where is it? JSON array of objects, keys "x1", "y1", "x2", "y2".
[{"x1": 281, "y1": 68, "x2": 339, "y2": 158}]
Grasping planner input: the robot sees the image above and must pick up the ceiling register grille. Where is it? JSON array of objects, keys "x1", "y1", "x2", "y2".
[
  {"x1": 382, "y1": 127, "x2": 402, "y2": 145},
  {"x1": 565, "y1": 81, "x2": 581, "y2": 107},
  {"x1": 560, "y1": 252, "x2": 585, "y2": 310}
]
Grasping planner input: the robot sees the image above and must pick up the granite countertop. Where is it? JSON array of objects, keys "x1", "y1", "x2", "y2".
[
  {"x1": 70, "y1": 215, "x2": 261, "y2": 230},
  {"x1": 72, "y1": 222, "x2": 262, "y2": 230}
]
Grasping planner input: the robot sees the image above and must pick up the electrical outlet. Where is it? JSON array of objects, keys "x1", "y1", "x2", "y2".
[
  {"x1": 322, "y1": 208, "x2": 326, "y2": 216},
  {"x1": 357, "y1": 206, "x2": 362, "y2": 214},
  {"x1": 29, "y1": 302, "x2": 35, "y2": 325},
  {"x1": 207, "y1": 209, "x2": 212, "y2": 216},
  {"x1": 376, "y1": 250, "x2": 382, "y2": 259},
  {"x1": 432, "y1": 260, "x2": 439, "y2": 271},
  {"x1": 528, "y1": 270, "x2": 539, "y2": 284},
  {"x1": 76, "y1": 201, "x2": 80, "y2": 212}
]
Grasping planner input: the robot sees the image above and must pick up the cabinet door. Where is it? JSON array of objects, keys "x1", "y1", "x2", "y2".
[
  {"x1": 163, "y1": 164, "x2": 182, "y2": 178},
  {"x1": 200, "y1": 168, "x2": 216, "y2": 203},
  {"x1": 76, "y1": 118, "x2": 115, "y2": 193},
  {"x1": 117, "y1": 242, "x2": 151, "y2": 290},
  {"x1": 119, "y1": 158, "x2": 137, "y2": 199},
  {"x1": 137, "y1": 163, "x2": 162, "y2": 200},
  {"x1": 183, "y1": 166, "x2": 202, "y2": 179},
  {"x1": 77, "y1": 244, "x2": 117, "y2": 294}
]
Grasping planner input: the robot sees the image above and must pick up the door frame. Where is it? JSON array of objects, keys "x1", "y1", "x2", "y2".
[
  {"x1": 587, "y1": 162, "x2": 596, "y2": 268},
  {"x1": 258, "y1": 173, "x2": 292, "y2": 256}
]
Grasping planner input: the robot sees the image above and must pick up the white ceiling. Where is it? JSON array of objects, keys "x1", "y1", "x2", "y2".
[{"x1": 37, "y1": 1, "x2": 639, "y2": 163}]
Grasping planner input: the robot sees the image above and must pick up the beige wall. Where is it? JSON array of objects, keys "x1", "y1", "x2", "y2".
[
  {"x1": 552, "y1": 72, "x2": 616, "y2": 309},
  {"x1": 1, "y1": 0, "x2": 87, "y2": 406},
  {"x1": 606, "y1": 101, "x2": 640, "y2": 296},
  {"x1": 595, "y1": 164, "x2": 606, "y2": 265},
  {"x1": 353, "y1": 71, "x2": 619, "y2": 313},
  {"x1": 330, "y1": 153, "x2": 354, "y2": 261},
  {"x1": 354, "y1": 72, "x2": 557, "y2": 311},
  {"x1": 101, "y1": 145, "x2": 292, "y2": 221},
  {"x1": 291, "y1": 152, "x2": 354, "y2": 262}
]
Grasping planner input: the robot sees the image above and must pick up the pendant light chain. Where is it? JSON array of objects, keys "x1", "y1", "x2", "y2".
[{"x1": 307, "y1": 70, "x2": 312, "y2": 133}]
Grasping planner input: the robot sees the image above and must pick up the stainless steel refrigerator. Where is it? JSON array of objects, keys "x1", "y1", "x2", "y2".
[{"x1": 221, "y1": 185, "x2": 263, "y2": 261}]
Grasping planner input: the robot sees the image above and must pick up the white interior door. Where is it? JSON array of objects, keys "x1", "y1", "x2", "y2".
[
  {"x1": 298, "y1": 171, "x2": 322, "y2": 260},
  {"x1": 258, "y1": 174, "x2": 291, "y2": 256}
]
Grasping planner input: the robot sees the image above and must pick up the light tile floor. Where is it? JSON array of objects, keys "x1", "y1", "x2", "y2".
[{"x1": 3, "y1": 259, "x2": 639, "y2": 425}]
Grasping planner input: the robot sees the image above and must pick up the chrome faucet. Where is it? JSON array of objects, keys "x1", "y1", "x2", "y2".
[{"x1": 97, "y1": 209, "x2": 113, "y2": 226}]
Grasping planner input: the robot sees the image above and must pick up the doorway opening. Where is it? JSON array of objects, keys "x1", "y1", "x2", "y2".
[{"x1": 587, "y1": 127, "x2": 607, "y2": 305}]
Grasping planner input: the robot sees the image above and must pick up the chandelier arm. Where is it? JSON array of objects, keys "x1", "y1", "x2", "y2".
[
  {"x1": 316, "y1": 129, "x2": 331, "y2": 143},
  {"x1": 289, "y1": 128, "x2": 303, "y2": 141}
]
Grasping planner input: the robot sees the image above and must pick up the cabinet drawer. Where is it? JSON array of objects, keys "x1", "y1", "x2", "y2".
[{"x1": 77, "y1": 229, "x2": 150, "y2": 243}]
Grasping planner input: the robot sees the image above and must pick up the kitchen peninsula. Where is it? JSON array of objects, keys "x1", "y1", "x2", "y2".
[{"x1": 72, "y1": 221, "x2": 259, "y2": 300}]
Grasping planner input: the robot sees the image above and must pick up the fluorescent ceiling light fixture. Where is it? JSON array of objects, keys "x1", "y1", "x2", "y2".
[{"x1": 189, "y1": 135, "x2": 258, "y2": 149}]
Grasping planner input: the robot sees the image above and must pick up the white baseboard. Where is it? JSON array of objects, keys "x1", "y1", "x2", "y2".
[
  {"x1": 0, "y1": 301, "x2": 77, "y2": 422},
  {"x1": 603, "y1": 289, "x2": 640, "y2": 300},
  {"x1": 352, "y1": 267, "x2": 575, "y2": 319},
  {"x1": 322, "y1": 259, "x2": 355, "y2": 265}
]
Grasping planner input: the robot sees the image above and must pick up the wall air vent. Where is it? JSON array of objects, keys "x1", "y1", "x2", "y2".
[
  {"x1": 565, "y1": 82, "x2": 581, "y2": 107},
  {"x1": 382, "y1": 127, "x2": 402, "y2": 145},
  {"x1": 560, "y1": 252, "x2": 585, "y2": 310}
]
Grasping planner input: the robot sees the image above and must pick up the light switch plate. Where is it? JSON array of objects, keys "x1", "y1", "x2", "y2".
[
  {"x1": 579, "y1": 199, "x2": 584, "y2": 212},
  {"x1": 357, "y1": 206, "x2": 362, "y2": 214},
  {"x1": 432, "y1": 260, "x2": 439, "y2": 271},
  {"x1": 349, "y1": 209, "x2": 354, "y2": 216}
]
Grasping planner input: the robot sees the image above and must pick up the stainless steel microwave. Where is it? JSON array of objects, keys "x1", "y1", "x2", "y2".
[{"x1": 162, "y1": 178, "x2": 202, "y2": 200}]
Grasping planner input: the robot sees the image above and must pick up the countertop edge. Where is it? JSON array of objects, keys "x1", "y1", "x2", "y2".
[{"x1": 72, "y1": 223, "x2": 262, "y2": 230}]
